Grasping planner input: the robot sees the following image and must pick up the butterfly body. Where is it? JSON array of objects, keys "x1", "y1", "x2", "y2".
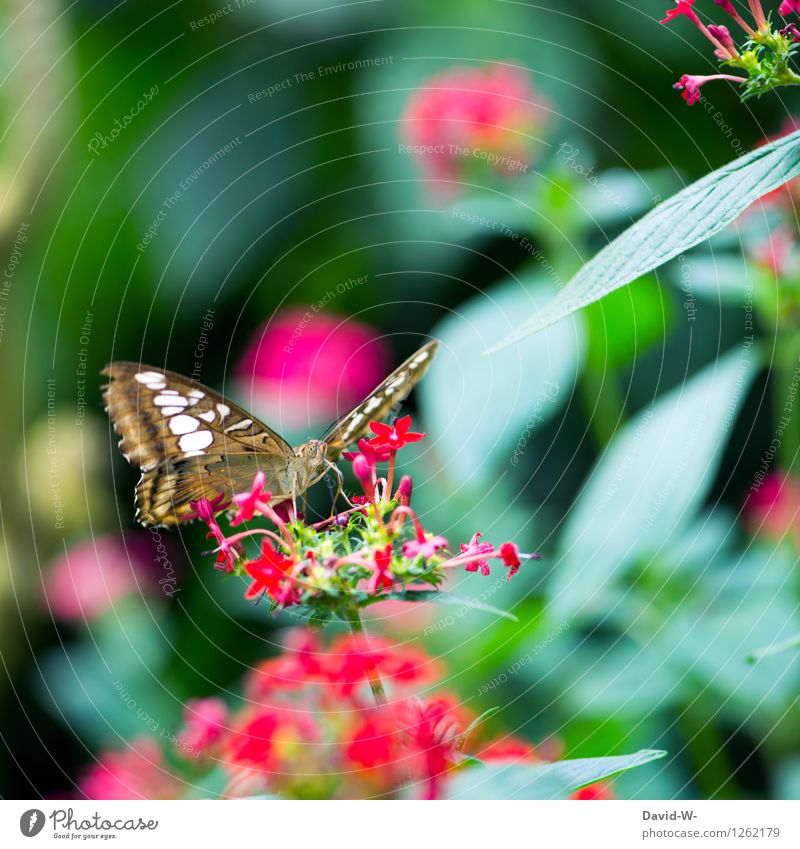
[{"x1": 102, "y1": 340, "x2": 437, "y2": 527}]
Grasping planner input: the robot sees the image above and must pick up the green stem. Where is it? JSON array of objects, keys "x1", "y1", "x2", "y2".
[{"x1": 344, "y1": 604, "x2": 387, "y2": 705}]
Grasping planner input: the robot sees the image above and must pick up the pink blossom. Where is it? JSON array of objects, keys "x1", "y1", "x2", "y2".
[
  {"x1": 745, "y1": 471, "x2": 800, "y2": 547},
  {"x1": 80, "y1": 737, "x2": 179, "y2": 800},
  {"x1": 782, "y1": 22, "x2": 800, "y2": 40},
  {"x1": 460, "y1": 532, "x2": 495, "y2": 576},
  {"x1": 235, "y1": 309, "x2": 391, "y2": 431},
  {"x1": 403, "y1": 530, "x2": 448, "y2": 560},
  {"x1": 45, "y1": 534, "x2": 148, "y2": 622},
  {"x1": 176, "y1": 698, "x2": 229, "y2": 757},
  {"x1": 707, "y1": 24, "x2": 739, "y2": 59},
  {"x1": 781, "y1": 1, "x2": 800, "y2": 16},
  {"x1": 185, "y1": 495, "x2": 238, "y2": 572},
  {"x1": 395, "y1": 475, "x2": 413, "y2": 505},
  {"x1": 672, "y1": 72, "x2": 746, "y2": 105},
  {"x1": 231, "y1": 471, "x2": 272, "y2": 526},
  {"x1": 402, "y1": 64, "x2": 548, "y2": 190},
  {"x1": 751, "y1": 227, "x2": 794, "y2": 274}
]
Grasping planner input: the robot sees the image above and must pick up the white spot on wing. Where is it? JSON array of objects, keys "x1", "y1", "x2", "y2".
[
  {"x1": 169, "y1": 415, "x2": 200, "y2": 435},
  {"x1": 188, "y1": 389, "x2": 205, "y2": 400},
  {"x1": 160, "y1": 406, "x2": 184, "y2": 416},
  {"x1": 154, "y1": 394, "x2": 188, "y2": 407},
  {"x1": 198, "y1": 410, "x2": 215, "y2": 422},
  {"x1": 134, "y1": 371, "x2": 164, "y2": 384},
  {"x1": 216, "y1": 403, "x2": 230, "y2": 419},
  {"x1": 179, "y1": 430, "x2": 214, "y2": 452},
  {"x1": 364, "y1": 397, "x2": 382, "y2": 413},
  {"x1": 225, "y1": 419, "x2": 252, "y2": 432},
  {"x1": 146, "y1": 381, "x2": 166, "y2": 391}
]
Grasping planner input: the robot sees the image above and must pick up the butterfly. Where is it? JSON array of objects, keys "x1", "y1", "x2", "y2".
[{"x1": 101, "y1": 340, "x2": 438, "y2": 528}]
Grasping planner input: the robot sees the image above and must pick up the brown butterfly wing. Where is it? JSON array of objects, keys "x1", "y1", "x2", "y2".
[
  {"x1": 322, "y1": 340, "x2": 438, "y2": 459},
  {"x1": 101, "y1": 363, "x2": 295, "y2": 527}
]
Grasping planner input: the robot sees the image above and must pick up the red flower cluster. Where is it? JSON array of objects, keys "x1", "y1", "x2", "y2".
[
  {"x1": 661, "y1": 1, "x2": 799, "y2": 104},
  {"x1": 183, "y1": 415, "x2": 537, "y2": 615},
  {"x1": 78, "y1": 630, "x2": 608, "y2": 800}
]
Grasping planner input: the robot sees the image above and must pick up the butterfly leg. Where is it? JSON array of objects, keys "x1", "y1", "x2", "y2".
[{"x1": 325, "y1": 460, "x2": 352, "y2": 515}]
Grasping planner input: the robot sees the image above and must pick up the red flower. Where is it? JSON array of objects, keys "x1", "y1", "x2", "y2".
[
  {"x1": 400, "y1": 697, "x2": 462, "y2": 800},
  {"x1": 226, "y1": 710, "x2": 280, "y2": 768},
  {"x1": 230, "y1": 471, "x2": 272, "y2": 526},
  {"x1": 369, "y1": 544, "x2": 395, "y2": 595},
  {"x1": 661, "y1": 0, "x2": 699, "y2": 25},
  {"x1": 781, "y1": 1, "x2": 800, "y2": 15},
  {"x1": 460, "y1": 532, "x2": 495, "y2": 576},
  {"x1": 367, "y1": 415, "x2": 425, "y2": 452},
  {"x1": 346, "y1": 716, "x2": 396, "y2": 769},
  {"x1": 500, "y1": 541, "x2": 522, "y2": 579},
  {"x1": 572, "y1": 781, "x2": 616, "y2": 800},
  {"x1": 244, "y1": 540, "x2": 297, "y2": 605}
]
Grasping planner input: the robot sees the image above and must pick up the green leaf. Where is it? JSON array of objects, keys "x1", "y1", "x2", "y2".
[
  {"x1": 488, "y1": 128, "x2": 800, "y2": 348},
  {"x1": 420, "y1": 275, "x2": 584, "y2": 487},
  {"x1": 446, "y1": 749, "x2": 667, "y2": 800},
  {"x1": 364, "y1": 590, "x2": 518, "y2": 622},
  {"x1": 748, "y1": 633, "x2": 800, "y2": 663},
  {"x1": 584, "y1": 274, "x2": 671, "y2": 368},
  {"x1": 549, "y1": 347, "x2": 759, "y2": 621}
]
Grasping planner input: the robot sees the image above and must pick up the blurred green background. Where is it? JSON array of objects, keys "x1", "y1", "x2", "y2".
[{"x1": 2, "y1": 0, "x2": 800, "y2": 799}]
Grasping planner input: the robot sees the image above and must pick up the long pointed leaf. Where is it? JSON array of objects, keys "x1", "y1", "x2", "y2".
[
  {"x1": 447, "y1": 749, "x2": 667, "y2": 799},
  {"x1": 489, "y1": 129, "x2": 800, "y2": 349}
]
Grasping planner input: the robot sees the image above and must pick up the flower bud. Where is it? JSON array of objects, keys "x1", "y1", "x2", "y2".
[
  {"x1": 351, "y1": 453, "x2": 373, "y2": 491},
  {"x1": 395, "y1": 475, "x2": 413, "y2": 505}
]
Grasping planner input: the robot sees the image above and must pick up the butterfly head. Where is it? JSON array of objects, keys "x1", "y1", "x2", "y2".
[{"x1": 298, "y1": 439, "x2": 327, "y2": 461}]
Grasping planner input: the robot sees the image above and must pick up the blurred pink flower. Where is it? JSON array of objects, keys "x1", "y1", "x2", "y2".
[
  {"x1": 176, "y1": 698, "x2": 229, "y2": 757},
  {"x1": 235, "y1": 309, "x2": 391, "y2": 431},
  {"x1": 745, "y1": 471, "x2": 800, "y2": 547},
  {"x1": 45, "y1": 534, "x2": 151, "y2": 622},
  {"x1": 402, "y1": 64, "x2": 548, "y2": 191},
  {"x1": 80, "y1": 737, "x2": 179, "y2": 800}
]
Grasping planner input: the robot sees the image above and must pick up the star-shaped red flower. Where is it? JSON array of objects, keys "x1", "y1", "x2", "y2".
[
  {"x1": 366, "y1": 415, "x2": 425, "y2": 452},
  {"x1": 245, "y1": 540, "x2": 297, "y2": 604}
]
